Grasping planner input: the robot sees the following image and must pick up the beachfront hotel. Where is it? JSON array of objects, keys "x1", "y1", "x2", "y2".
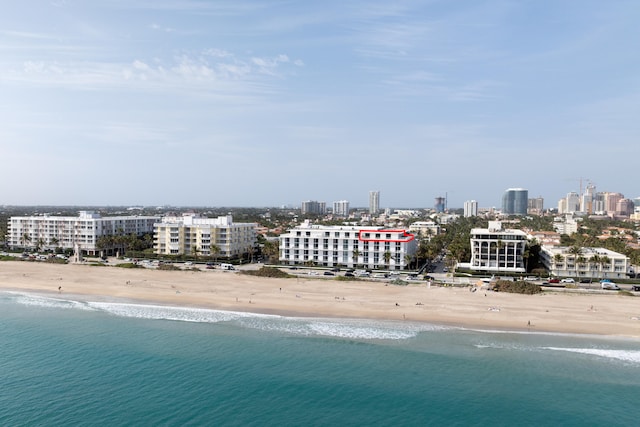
[
  {"x1": 7, "y1": 211, "x2": 159, "y2": 256},
  {"x1": 461, "y1": 221, "x2": 528, "y2": 273},
  {"x1": 154, "y1": 214, "x2": 256, "y2": 259},
  {"x1": 278, "y1": 220, "x2": 417, "y2": 270},
  {"x1": 539, "y1": 246, "x2": 630, "y2": 280}
]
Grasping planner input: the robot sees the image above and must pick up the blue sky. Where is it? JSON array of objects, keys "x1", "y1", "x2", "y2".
[{"x1": 1, "y1": 1, "x2": 638, "y2": 209}]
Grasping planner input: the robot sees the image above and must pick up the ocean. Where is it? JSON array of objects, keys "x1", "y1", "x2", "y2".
[{"x1": 1, "y1": 291, "x2": 639, "y2": 426}]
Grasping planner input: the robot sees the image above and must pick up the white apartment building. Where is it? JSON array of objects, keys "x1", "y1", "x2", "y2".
[
  {"x1": 7, "y1": 211, "x2": 159, "y2": 256},
  {"x1": 279, "y1": 221, "x2": 417, "y2": 270},
  {"x1": 332, "y1": 200, "x2": 350, "y2": 217},
  {"x1": 463, "y1": 200, "x2": 478, "y2": 217},
  {"x1": 466, "y1": 221, "x2": 527, "y2": 273},
  {"x1": 154, "y1": 214, "x2": 256, "y2": 259},
  {"x1": 539, "y1": 246, "x2": 629, "y2": 280}
]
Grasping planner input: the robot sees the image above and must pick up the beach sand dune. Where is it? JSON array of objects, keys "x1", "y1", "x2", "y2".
[{"x1": 1, "y1": 261, "x2": 639, "y2": 337}]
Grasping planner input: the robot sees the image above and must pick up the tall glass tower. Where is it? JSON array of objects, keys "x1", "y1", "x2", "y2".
[{"x1": 502, "y1": 188, "x2": 528, "y2": 215}]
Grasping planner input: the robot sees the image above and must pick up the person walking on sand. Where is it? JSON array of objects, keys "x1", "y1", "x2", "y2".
[{"x1": 58, "y1": 286, "x2": 62, "y2": 293}]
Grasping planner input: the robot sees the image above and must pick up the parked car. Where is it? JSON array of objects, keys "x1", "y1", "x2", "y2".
[
  {"x1": 323, "y1": 271, "x2": 335, "y2": 276},
  {"x1": 601, "y1": 281, "x2": 620, "y2": 290},
  {"x1": 344, "y1": 272, "x2": 355, "y2": 277},
  {"x1": 524, "y1": 276, "x2": 539, "y2": 281},
  {"x1": 560, "y1": 278, "x2": 575, "y2": 284},
  {"x1": 548, "y1": 278, "x2": 560, "y2": 284}
]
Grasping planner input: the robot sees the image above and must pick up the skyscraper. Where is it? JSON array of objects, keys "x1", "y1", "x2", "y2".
[
  {"x1": 369, "y1": 191, "x2": 380, "y2": 215},
  {"x1": 463, "y1": 200, "x2": 478, "y2": 217},
  {"x1": 502, "y1": 188, "x2": 528, "y2": 215}
]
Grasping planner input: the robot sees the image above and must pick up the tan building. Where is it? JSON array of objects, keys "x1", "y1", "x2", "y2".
[{"x1": 154, "y1": 214, "x2": 256, "y2": 259}]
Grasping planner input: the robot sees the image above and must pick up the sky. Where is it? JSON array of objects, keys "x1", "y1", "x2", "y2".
[{"x1": 1, "y1": 1, "x2": 639, "y2": 209}]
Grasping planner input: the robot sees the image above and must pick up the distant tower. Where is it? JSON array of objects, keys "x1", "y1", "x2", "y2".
[
  {"x1": 463, "y1": 200, "x2": 478, "y2": 217},
  {"x1": 333, "y1": 200, "x2": 350, "y2": 217},
  {"x1": 502, "y1": 188, "x2": 528, "y2": 215},
  {"x1": 369, "y1": 191, "x2": 380, "y2": 215},
  {"x1": 434, "y1": 197, "x2": 446, "y2": 213},
  {"x1": 565, "y1": 192, "x2": 580, "y2": 213}
]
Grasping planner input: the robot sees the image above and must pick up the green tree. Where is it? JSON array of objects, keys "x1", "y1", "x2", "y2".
[{"x1": 383, "y1": 251, "x2": 392, "y2": 270}]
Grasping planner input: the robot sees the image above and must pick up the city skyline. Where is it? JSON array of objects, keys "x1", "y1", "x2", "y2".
[{"x1": 1, "y1": 1, "x2": 638, "y2": 208}]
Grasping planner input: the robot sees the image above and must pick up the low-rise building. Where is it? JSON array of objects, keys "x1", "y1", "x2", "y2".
[
  {"x1": 154, "y1": 214, "x2": 256, "y2": 259},
  {"x1": 7, "y1": 211, "x2": 159, "y2": 256},
  {"x1": 539, "y1": 246, "x2": 629, "y2": 280},
  {"x1": 279, "y1": 221, "x2": 417, "y2": 270}
]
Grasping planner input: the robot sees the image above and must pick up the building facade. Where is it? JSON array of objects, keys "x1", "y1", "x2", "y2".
[
  {"x1": 7, "y1": 211, "x2": 159, "y2": 256},
  {"x1": 154, "y1": 214, "x2": 256, "y2": 259},
  {"x1": 468, "y1": 221, "x2": 527, "y2": 273},
  {"x1": 539, "y1": 246, "x2": 629, "y2": 280},
  {"x1": 502, "y1": 188, "x2": 528, "y2": 215},
  {"x1": 279, "y1": 221, "x2": 417, "y2": 270}
]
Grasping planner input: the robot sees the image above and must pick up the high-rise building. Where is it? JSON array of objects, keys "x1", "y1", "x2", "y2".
[
  {"x1": 301, "y1": 201, "x2": 326, "y2": 215},
  {"x1": 369, "y1": 191, "x2": 380, "y2": 215},
  {"x1": 501, "y1": 188, "x2": 528, "y2": 215},
  {"x1": 332, "y1": 200, "x2": 350, "y2": 217},
  {"x1": 463, "y1": 200, "x2": 478, "y2": 217},
  {"x1": 604, "y1": 192, "x2": 624, "y2": 214},
  {"x1": 616, "y1": 199, "x2": 634, "y2": 216},
  {"x1": 527, "y1": 197, "x2": 544, "y2": 214},
  {"x1": 434, "y1": 196, "x2": 446, "y2": 213},
  {"x1": 565, "y1": 192, "x2": 580, "y2": 213}
]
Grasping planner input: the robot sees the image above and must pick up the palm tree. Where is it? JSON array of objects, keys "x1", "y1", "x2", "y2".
[
  {"x1": 553, "y1": 253, "x2": 564, "y2": 277},
  {"x1": 404, "y1": 253, "x2": 413, "y2": 270},
  {"x1": 20, "y1": 232, "x2": 32, "y2": 250},
  {"x1": 600, "y1": 255, "x2": 611, "y2": 279},
  {"x1": 567, "y1": 246, "x2": 583, "y2": 279},
  {"x1": 352, "y1": 248, "x2": 360, "y2": 268},
  {"x1": 383, "y1": 251, "x2": 392, "y2": 270},
  {"x1": 210, "y1": 244, "x2": 221, "y2": 264},
  {"x1": 588, "y1": 254, "x2": 601, "y2": 278}
]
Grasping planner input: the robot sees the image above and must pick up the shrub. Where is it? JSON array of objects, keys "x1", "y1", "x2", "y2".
[
  {"x1": 158, "y1": 264, "x2": 181, "y2": 271},
  {"x1": 240, "y1": 267, "x2": 291, "y2": 278},
  {"x1": 490, "y1": 280, "x2": 542, "y2": 294},
  {"x1": 115, "y1": 263, "x2": 142, "y2": 269}
]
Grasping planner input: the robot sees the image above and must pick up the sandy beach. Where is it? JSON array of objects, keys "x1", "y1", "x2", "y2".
[{"x1": 1, "y1": 260, "x2": 639, "y2": 338}]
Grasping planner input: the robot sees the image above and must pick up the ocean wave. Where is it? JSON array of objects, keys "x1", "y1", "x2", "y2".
[
  {"x1": 4, "y1": 291, "x2": 96, "y2": 311},
  {"x1": 88, "y1": 302, "x2": 278, "y2": 324},
  {"x1": 239, "y1": 316, "x2": 447, "y2": 340},
  {"x1": 90, "y1": 301, "x2": 446, "y2": 340},
  {"x1": 1, "y1": 291, "x2": 454, "y2": 341},
  {"x1": 543, "y1": 347, "x2": 640, "y2": 363}
]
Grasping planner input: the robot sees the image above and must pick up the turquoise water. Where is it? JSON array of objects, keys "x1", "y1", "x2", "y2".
[{"x1": 1, "y1": 291, "x2": 639, "y2": 426}]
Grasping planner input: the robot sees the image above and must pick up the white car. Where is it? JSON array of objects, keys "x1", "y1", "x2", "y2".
[
  {"x1": 601, "y1": 281, "x2": 620, "y2": 290},
  {"x1": 560, "y1": 278, "x2": 575, "y2": 284}
]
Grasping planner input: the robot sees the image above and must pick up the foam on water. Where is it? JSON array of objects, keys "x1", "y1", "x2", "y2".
[
  {"x1": 2, "y1": 291, "x2": 445, "y2": 341},
  {"x1": 543, "y1": 347, "x2": 640, "y2": 364},
  {"x1": 4, "y1": 291, "x2": 97, "y2": 311}
]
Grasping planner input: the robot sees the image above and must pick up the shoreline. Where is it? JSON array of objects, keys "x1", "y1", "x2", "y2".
[{"x1": 1, "y1": 261, "x2": 639, "y2": 338}]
